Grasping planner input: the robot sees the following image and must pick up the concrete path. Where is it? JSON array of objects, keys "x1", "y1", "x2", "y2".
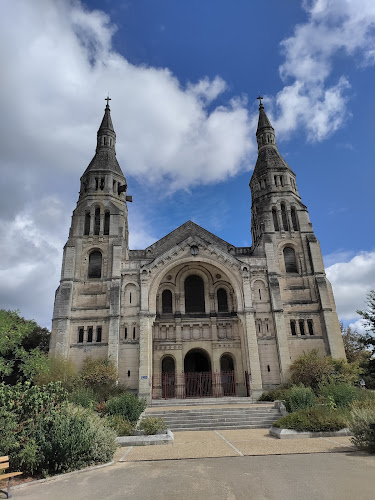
[
  {"x1": 11, "y1": 453, "x2": 375, "y2": 500},
  {"x1": 118, "y1": 428, "x2": 355, "y2": 462}
]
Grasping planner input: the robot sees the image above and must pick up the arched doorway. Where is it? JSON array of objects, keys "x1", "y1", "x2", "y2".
[
  {"x1": 220, "y1": 354, "x2": 236, "y2": 396},
  {"x1": 184, "y1": 349, "x2": 212, "y2": 397},
  {"x1": 162, "y1": 356, "x2": 175, "y2": 399}
]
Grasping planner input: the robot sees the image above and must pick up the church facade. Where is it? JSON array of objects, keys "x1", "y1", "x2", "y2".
[{"x1": 50, "y1": 98, "x2": 346, "y2": 400}]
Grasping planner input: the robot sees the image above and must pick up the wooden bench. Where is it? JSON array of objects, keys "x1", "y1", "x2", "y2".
[{"x1": 0, "y1": 456, "x2": 22, "y2": 499}]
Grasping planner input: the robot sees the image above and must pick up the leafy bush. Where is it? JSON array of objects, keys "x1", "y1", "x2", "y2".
[
  {"x1": 350, "y1": 406, "x2": 375, "y2": 453},
  {"x1": 273, "y1": 406, "x2": 349, "y2": 432},
  {"x1": 284, "y1": 385, "x2": 316, "y2": 413},
  {"x1": 290, "y1": 349, "x2": 360, "y2": 392},
  {"x1": 80, "y1": 357, "x2": 118, "y2": 402},
  {"x1": 67, "y1": 385, "x2": 98, "y2": 409},
  {"x1": 34, "y1": 356, "x2": 78, "y2": 390},
  {"x1": 258, "y1": 385, "x2": 291, "y2": 402},
  {"x1": 0, "y1": 382, "x2": 116, "y2": 476},
  {"x1": 319, "y1": 381, "x2": 358, "y2": 408},
  {"x1": 105, "y1": 392, "x2": 146, "y2": 423},
  {"x1": 106, "y1": 415, "x2": 134, "y2": 436},
  {"x1": 139, "y1": 417, "x2": 167, "y2": 435}
]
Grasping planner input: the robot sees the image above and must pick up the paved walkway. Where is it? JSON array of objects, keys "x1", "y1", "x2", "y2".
[
  {"x1": 11, "y1": 453, "x2": 375, "y2": 500},
  {"x1": 117, "y1": 428, "x2": 356, "y2": 462}
]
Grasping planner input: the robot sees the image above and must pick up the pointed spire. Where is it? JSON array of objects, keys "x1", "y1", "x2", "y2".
[
  {"x1": 256, "y1": 96, "x2": 276, "y2": 151},
  {"x1": 82, "y1": 97, "x2": 125, "y2": 178}
]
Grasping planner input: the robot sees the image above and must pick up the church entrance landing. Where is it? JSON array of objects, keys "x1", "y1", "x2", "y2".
[{"x1": 152, "y1": 349, "x2": 237, "y2": 400}]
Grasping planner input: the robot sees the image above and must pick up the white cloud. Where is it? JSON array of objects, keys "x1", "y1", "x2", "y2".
[
  {"x1": 274, "y1": 0, "x2": 375, "y2": 141},
  {"x1": 326, "y1": 251, "x2": 375, "y2": 322}
]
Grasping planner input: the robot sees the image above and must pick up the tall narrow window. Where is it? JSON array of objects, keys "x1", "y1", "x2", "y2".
[
  {"x1": 100, "y1": 177, "x2": 105, "y2": 190},
  {"x1": 217, "y1": 288, "x2": 228, "y2": 312},
  {"x1": 185, "y1": 275, "x2": 205, "y2": 313},
  {"x1": 133, "y1": 326, "x2": 136, "y2": 339},
  {"x1": 94, "y1": 207, "x2": 100, "y2": 235},
  {"x1": 290, "y1": 320, "x2": 297, "y2": 336},
  {"x1": 162, "y1": 290, "x2": 173, "y2": 314},
  {"x1": 124, "y1": 327, "x2": 127, "y2": 339},
  {"x1": 96, "y1": 326, "x2": 102, "y2": 342},
  {"x1": 281, "y1": 203, "x2": 288, "y2": 231},
  {"x1": 88, "y1": 251, "x2": 102, "y2": 278},
  {"x1": 299, "y1": 320, "x2": 305, "y2": 335},
  {"x1": 291, "y1": 207, "x2": 298, "y2": 231},
  {"x1": 84, "y1": 212, "x2": 90, "y2": 235},
  {"x1": 284, "y1": 247, "x2": 298, "y2": 273},
  {"x1": 95, "y1": 177, "x2": 99, "y2": 190},
  {"x1": 272, "y1": 208, "x2": 279, "y2": 231},
  {"x1": 78, "y1": 327, "x2": 84, "y2": 343},
  {"x1": 87, "y1": 326, "x2": 93, "y2": 342},
  {"x1": 307, "y1": 320, "x2": 314, "y2": 336},
  {"x1": 104, "y1": 211, "x2": 110, "y2": 235}
]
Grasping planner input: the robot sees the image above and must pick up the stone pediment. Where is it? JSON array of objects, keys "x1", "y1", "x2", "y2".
[{"x1": 144, "y1": 221, "x2": 236, "y2": 259}]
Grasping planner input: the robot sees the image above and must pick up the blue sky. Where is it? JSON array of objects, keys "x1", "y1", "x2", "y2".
[{"x1": 0, "y1": 0, "x2": 374, "y2": 330}]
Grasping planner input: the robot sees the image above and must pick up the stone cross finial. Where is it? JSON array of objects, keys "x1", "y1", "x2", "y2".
[
  {"x1": 105, "y1": 94, "x2": 111, "y2": 106},
  {"x1": 257, "y1": 95, "x2": 263, "y2": 107}
]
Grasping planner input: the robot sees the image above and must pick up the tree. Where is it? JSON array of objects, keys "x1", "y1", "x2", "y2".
[
  {"x1": 357, "y1": 290, "x2": 375, "y2": 354},
  {"x1": 357, "y1": 290, "x2": 375, "y2": 389},
  {"x1": 341, "y1": 323, "x2": 371, "y2": 364},
  {"x1": 0, "y1": 310, "x2": 50, "y2": 384}
]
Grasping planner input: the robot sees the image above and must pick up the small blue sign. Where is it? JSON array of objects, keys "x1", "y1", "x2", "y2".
[{"x1": 141, "y1": 376, "x2": 148, "y2": 379}]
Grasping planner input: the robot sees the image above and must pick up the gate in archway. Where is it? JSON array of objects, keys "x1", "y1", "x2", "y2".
[{"x1": 152, "y1": 370, "x2": 236, "y2": 399}]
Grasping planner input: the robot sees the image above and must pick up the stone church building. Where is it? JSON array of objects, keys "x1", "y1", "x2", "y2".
[{"x1": 50, "y1": 98, "x2": 346, "y2": 400}]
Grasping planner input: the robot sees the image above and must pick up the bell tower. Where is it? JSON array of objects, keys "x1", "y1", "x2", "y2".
[
  {"x1": 50, "y1": 98, "x2": 132, "y2": 365},
  {"x1": 249, "y1": 97, "x2": 345, "y2": 376}
]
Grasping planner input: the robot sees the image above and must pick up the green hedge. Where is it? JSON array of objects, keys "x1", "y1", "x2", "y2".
[
  {"x1": 105, "y1": 392, "x2": 147, "y2": 423},
  {"x1": 284, "y1": 385, "x2": 316, "y2": 413},
  {"x1": 273, "y1": 406, "x2": 349, "y2": 432},
  {"x1": 0, "y1": 382, "x2": 116, "y2": 476},
  {"x1": 350, "y1": 406, "x2": 375, "y2": 453}
]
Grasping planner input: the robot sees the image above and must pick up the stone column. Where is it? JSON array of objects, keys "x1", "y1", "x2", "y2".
[
  {"x1": 268, "y1": 275, "x2": 292, "y2": 382},
  {"x1": 138, "y1": 311, "x2": 154, "y2": 401},
  {"x1": 108, "y1": 279, "x2": 121, "y2": 370}
]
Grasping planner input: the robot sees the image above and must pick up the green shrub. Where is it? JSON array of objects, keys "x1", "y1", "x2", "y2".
[
  {"x1": 80, "y1": 357, "x2": 118, "y2": 401},
  {"x1": 105, "y1": 392, "x2": 146, "y2": 423},
  {"x1": 319, "y1": 381, "x2": 358, "y2": 408},
  {"x1": 350, "y1": 406, "x2": 375, "y2": 453},
  {"x1": 258, "y1": 385, "x2": 291, "y2": 402},
  {"x1": 290, "y1": 350, "x2": 361, "y2": 392},
  {"x1": 0, "y1": 382, "x2": 116, "y2": 476},
  {"x1": 284, "y1": 385, "x2": 316, "y2": 413},
  {"x1": 34, "y1": 404, "x2": 117, "y2": 475},
  {"x1": 139, "y1": 417, "x2": 167, "y2": 435},
  {"x1": 273, "y1": 406, "x2": 349, "y2": 432},
  {"x1": 34, "y1": 356, "x2": 78, "y2": 390},
  {"x1": 106, "y1": 415, "x2": 134, "y2": 436},
  {"x1": 67, "y1": 385, "x2": 98, "y2": 409},
  {"x1": 350, "y1": 397, "x2": 375, "y2": 411}
]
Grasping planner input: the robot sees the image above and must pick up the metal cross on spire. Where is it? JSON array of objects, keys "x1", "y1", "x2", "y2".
[
  {"x1": 105, "y1": 94, "x2": 111, "y2": 107},
  {"x1": 257, "y1": 94, "x2": 263, "y2": 107}
]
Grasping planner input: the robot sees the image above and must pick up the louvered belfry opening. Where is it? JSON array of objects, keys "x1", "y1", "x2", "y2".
[{"x1": 185, "y1": 275, "x2": 205, "y2": 313}]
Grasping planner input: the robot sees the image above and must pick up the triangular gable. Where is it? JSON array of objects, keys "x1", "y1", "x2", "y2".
[{"x1": 144, "y1": 220, "x2": 236, "y2": 258}]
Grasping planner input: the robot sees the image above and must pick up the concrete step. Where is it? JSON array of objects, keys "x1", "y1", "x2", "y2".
[
  {"x1": 148, "y1": 408, "x2": 279, "y2": 416},
  {"x1": 142, "y1": 403, "x2": 281, "y2": 431},
  {"x1": 171, "y1": 423, "x2": 276, "y2": 431},
  {"x1": 150, "y1": 397, "x2": 255, "y2": 407}
]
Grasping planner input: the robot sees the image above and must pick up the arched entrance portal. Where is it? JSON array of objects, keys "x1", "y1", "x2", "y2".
[
  {"x1": 162, "y1": 356, "x2": 175, "y2": 399},
  {"x1": 184, "y1": 349, "x2": 212, "y2": 397},
  {"x1": 220, "y1": 354, "x2": 236, "y2": 396}
]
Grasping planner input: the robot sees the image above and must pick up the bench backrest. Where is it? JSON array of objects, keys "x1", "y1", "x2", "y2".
[{"x1": 0, "y1": 456, "x2": 10, "y2": 470}]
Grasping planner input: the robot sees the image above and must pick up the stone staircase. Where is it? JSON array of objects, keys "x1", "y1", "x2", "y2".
[{"x1": 145, "y1": 400, "x2": 281, "y2": 431}]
